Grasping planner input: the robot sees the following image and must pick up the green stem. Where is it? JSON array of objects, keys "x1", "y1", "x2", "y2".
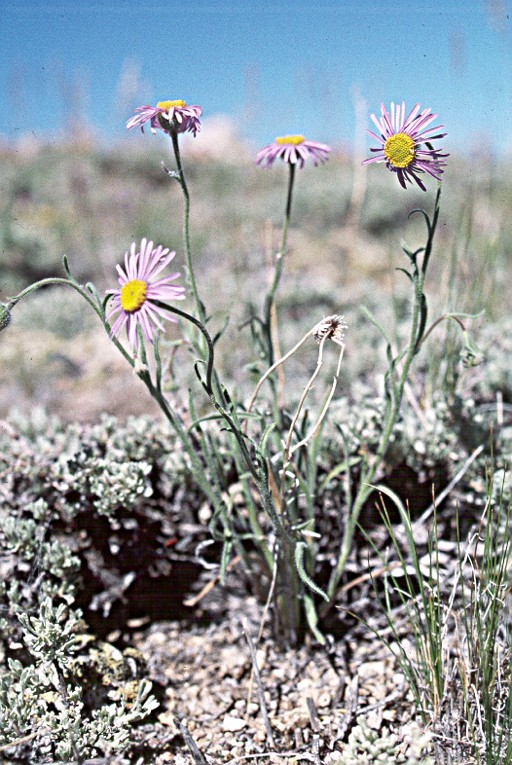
[
  {"x1": 155, "y1": 301, "x2": 216, "y2": 394},
  {"x1": 325, "y1": 188, "x2": 442, "y2": 604},
  {"x1": 170, "y1": 128, "x2": 205, "y2": 325},
  {"x1": 139, "y1": 372, "x2": 229, "y2": 513},
  {"x1": 264, "y1": 162, "x2": 296, "y2": 363},
  {"x1": 153, "y1": 300, "x2": 270, "y2": 492},
  {"x1": 8, "y1": 276, "x2": 139, "y2": 373},
  {"x1": 153, "y1": 302, "x2": 297, "y2": 551}
]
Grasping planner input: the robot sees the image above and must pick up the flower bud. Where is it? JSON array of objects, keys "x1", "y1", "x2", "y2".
[{"x1": 0, "y1": 304, "x2": 12, "y2": 332}]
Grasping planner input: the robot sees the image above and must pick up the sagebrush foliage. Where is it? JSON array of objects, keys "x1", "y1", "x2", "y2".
[
  {"x1": 0, "y1": 596, "x2": 157, "y2": 760},
  {"x1": 0, "y1": 388, "x2": 497, "y2": 761},
  {"x1": 0, "y1": 411, "x2": 179, "y2": 761},
  {"x1": 331, "y1": 717, "x2": 434, "y2": 765}
]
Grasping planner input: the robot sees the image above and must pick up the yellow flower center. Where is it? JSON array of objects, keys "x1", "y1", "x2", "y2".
[
  {"x1": 384, "y1": 132, "x2": 415, "y2": 168},
  {"x1": 157, "y1": 100, "x2": 187, "y2": 110},
  {"x1": 275, "y1": 135, "x2": 305, "y2": 145},
  {"x1": 120, "y1": 280, "x2": 148, "y2": 312}
]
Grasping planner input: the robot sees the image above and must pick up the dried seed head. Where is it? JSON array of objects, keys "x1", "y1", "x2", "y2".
[{"x1": 314, "y1": 315, "x2": 347, "y2": 345}]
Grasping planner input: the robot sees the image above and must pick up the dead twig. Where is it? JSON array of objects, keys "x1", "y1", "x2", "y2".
[
  {"x1": 355, "y1": 683, "x2": 408, "y2": 716},
  {"x1": 241, "y1": 620, "x2": 275, "y2": 748},
  {"x1": 225, "y1": 753, "x2": 317, "y2": 763},
  {"x1": 306, "y1": 697, "x2": 321, "y2": 733},
  {"x1": 332, "y1": 674, "x2": 359, "y2": 744},
  {"x1": 338, "y1": 559, "x2": 409, "y2": 594},
  {"x1": 51, "y1": 759, "x2": 130, "y2": 765},
  {"x1": 311, "y1": 733, "x2": 321, "y2": 765},
  {"x1": 183, "y1": 555, "x2": 241, "y2": 607},
  {"x1": 0, "y1": 729, "x2": 43, "y2": 753},
  {"x1": 245, "y1": 542, "x2": 279, "y2": 722},
  {"x1": 174, "y1": 717, "x2": 209, "y2": 765},
  {"x1": 412, "y1": 444, "x2": 484, "y2": 531}
]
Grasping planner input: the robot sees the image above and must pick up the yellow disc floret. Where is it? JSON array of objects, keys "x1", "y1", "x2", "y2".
[
  {"x1": 275, "y1": 135, "x2": 305, "y2": 145},
  {"x1": 157, "y1": 100, "x2": 187, "y2": 110},
  {"x1": 384, "y1": 132, "x2": 415, "y2": 168},
  {"x1": 120, "y1": 280, "x2": 148, "y2": 312}
]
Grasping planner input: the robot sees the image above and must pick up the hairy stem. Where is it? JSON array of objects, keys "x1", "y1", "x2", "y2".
[
  {"x1": 264, "y1": 162, "x2": 296, "y2": 366},
  {"x1": 170, "y1": 128, "x2": 205, "y2": 325}
]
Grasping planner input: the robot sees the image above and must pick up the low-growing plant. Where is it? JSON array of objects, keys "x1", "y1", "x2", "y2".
[
  {"x1": 0, "y1": 490, "x2": 158, "y2": 762},
  {"x1": 332, "y1": 716, "x2": 434, "y2": 765},
  {"x1": 0, "y1": 598, "x2": 157, "y2": 761}
]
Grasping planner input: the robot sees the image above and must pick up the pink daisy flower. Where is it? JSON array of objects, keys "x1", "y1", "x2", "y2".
[
  {"x1": 363, "y1": 102, "x2": 448, "y2": 191},
  {"x1": 126, "y1": 99, "x2": 202, "y2": 137},
  {"x1": 106, "y1": 238, "x2": 186, "y2": 353},
  {"x1": 256, "y1": 135, "x2": 331, "y2": 168}
]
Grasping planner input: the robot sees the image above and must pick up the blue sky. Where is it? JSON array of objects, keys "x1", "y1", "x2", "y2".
[{"x1": 1, "y1": 0, "x2": 511, "y2": 154}]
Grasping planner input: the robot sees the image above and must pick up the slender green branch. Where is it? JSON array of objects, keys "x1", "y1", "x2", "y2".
[
  {"x1": 420, "y1": 186, "x2": 441, "y2": 276},
  {"x1": 8, "y1": 277, "x2": 100, "y2": 320},
  {"x1": 8, "y1": 275, "x2": 136, "y2": 371},
  {"x1": 417, "y1": 312, "x2": 469, "y2": 349},
  {"x1": 153, "y1": 301, "x2": 215, "y2": 394},
  {"x1": 325, "y1": 188, "x2": 443, "y2": 605}
]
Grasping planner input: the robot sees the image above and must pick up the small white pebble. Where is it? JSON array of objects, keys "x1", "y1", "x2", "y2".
[{"x1": 222, "y1": 716, "x2": 247, "y2": 732}]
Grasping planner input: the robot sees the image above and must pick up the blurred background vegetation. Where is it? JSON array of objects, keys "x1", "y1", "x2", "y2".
[{"x1": 0, "y1": 135, "x2": 509, "y2": 421}]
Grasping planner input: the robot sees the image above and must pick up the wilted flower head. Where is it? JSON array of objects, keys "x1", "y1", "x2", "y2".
[
  {"x1": 126, "y1": 100, "x2": 202, "y2": 137},
  {"x1": 363, "y1": 102, "x2": 448, "y2": 191},
  {"x1": 256, "y1": 135, "x2": 331, "y2": 169},
  {"x1": 106, "y1": 238, "x2": 185, "y2": 353},
  {"x1": 314, "y1": 315, "x2": 348, "y2": 346}
]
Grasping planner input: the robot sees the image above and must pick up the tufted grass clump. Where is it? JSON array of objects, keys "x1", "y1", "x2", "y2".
[{"x1": 365, "y1": 474, "x2": 512, "y2": 765}]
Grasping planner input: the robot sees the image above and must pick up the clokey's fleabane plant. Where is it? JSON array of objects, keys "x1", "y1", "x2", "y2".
[
  {"x1": 105, "y1": 238, "x2": 185, "y2": 352},
  {"x1": 126, "y1": 100, "x2": 202, "y2": 136},
  {"x1": 256, "y1": 135, "x2": 331, "y2": 168},
  {"x1": 4, "y1": 92, "x2": 476, "y2": 658},
  {"x1": 363, "y1": 102, "x2": 448, "y2": 190}
]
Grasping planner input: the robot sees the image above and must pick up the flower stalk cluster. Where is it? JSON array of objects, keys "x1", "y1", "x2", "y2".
[{"x1": 5, "y1": 96, "x2": 460, "y2": 646}]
